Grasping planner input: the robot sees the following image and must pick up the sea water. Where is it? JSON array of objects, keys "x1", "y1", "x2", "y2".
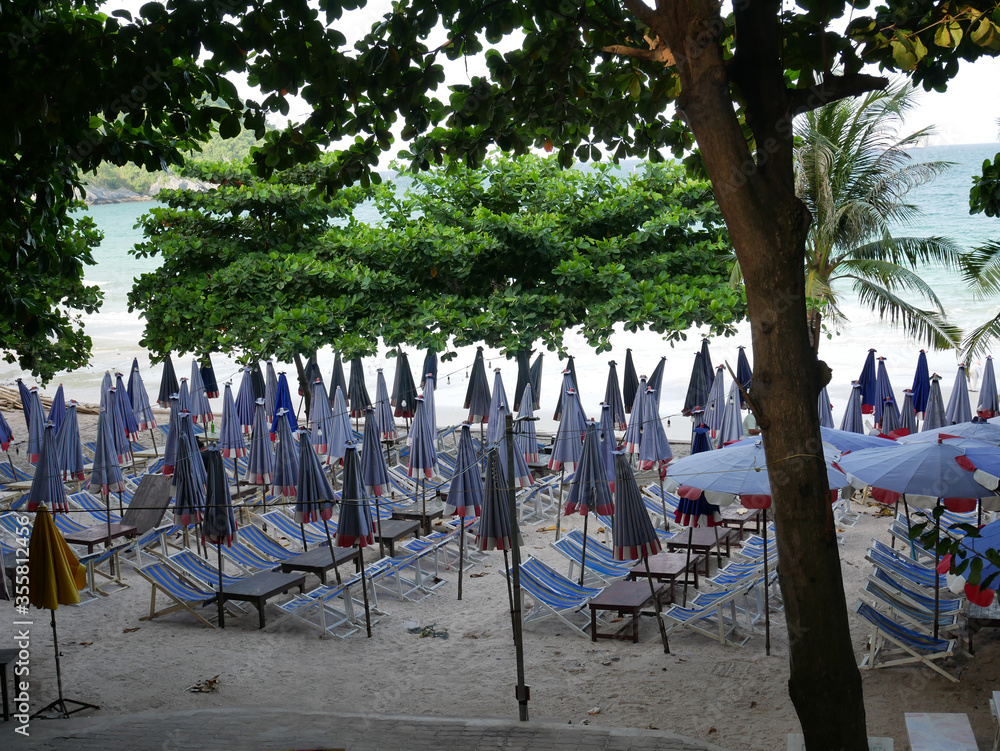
[{"x1": 3, "y1": 143, "x2": 999, "y2": 441}]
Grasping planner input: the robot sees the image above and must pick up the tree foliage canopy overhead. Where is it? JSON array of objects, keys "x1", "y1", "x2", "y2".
[{"x1": 129, "y1": 154, "x2": 744, "y2": 362}]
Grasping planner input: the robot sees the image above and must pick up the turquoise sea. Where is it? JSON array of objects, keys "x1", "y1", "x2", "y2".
[{"x1": 4, "y1": 143, "x2": 1000, "y2": 440}]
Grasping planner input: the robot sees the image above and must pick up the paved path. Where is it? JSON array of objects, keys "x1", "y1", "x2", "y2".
[{"x1": 2, "y1": 707, "x2": 730, "y2": 750}]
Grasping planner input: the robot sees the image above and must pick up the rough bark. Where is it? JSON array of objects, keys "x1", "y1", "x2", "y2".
[{"x1": 652, "y1": 1, "x2": 868, "y2": 747}]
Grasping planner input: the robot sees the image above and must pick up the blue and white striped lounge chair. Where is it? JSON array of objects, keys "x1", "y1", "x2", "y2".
[
  {"x1": 512, "y1": 556, "x2": 604, "y2": 638},
  {"x1": 660, "y1": 576, "x2": 760, "y2": 645},
  {"x1": 853, "y1": 600, "x2": 958, "y2": 682},
  {"x1": 240, "y1": 525, "x2": 298, "y2": 561},
  {"x1": 166, "y1": 549, "x2": 246, "y2": 590},
  {"x1": 135, "y1": 562, "x2": 219, "y2": 628},
  {"x1": 865, "y1": 547, "x2": 948, "y2": 592},
  {"x1": 255, "y1": 510, "x2": 330, "y2": 548},
  {"x1": 79, "y1": 546, "x2": 129, "y2": 599},
  {"x1": 549, "y1": 530, "x2": 632, "y2": 585},
  {"x1": 221, "y1": 541, "x2": 282, "y2": 574},
  {"x1": 265, "y1": 578, "x2": 360, "y2": 638},
  {"x1": 862, "y1": 576, "x2": 961, "y2": 635}
]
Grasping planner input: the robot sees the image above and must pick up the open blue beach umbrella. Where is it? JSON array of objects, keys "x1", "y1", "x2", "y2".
[
  {"x1": 978, "y1": 356, "x2": 999, "y2": 418},
  {"x1": 46, "y1": 385, "x2": 65, "y2": 434},
  {"x1": 598, "y1": 403, "x2": 617, "y2": 489},
  {"x1": 327, "y1": 387, "x2": 353, "y2": 466},
  {"x1": 421, "y1": 373, "x2": 438, "y2": 440},
  {"x1": 718, "y1": 384, "x2": 746, "y2": 446},
  {"x1": 234, "y1": 366, "x2": 256, "y2": 434},
  {"x1": 421, "y1": 349, "x2": 438, "y2": 391},
  {"x1": 946, "y1": 365, "x2": 973, "y2": 425},
  {"x1": 114, "y1": 373, "x2": 139, "y2": 440},
  {"x1": 203, "y1": 446, "x2": 237, "y2": 545},
  {"x1": 172, "y1": 431, "x2": 205, "y2": 526},
  {"x1": 604, "y1": 361, "x2": 627, "y2": 430},
  {"x1": 56, "y1": 402, "x2": 86, "y2": 482},
  {"x1": 639, "y1": 388, "x2": 673, "y2": 476},
  {"x1": 690, "y1": 423, "x2": 713, "y2": 455},
  {"x1": 923, "y1": 374, "x2": 948, "y2": 431},
  {"x1": 858, "y1": 349, "x2": 877, "y2": 415},
  {"x1": 295, "y1": 426, "x2": 336, "y2": 524},
  {"x1": 705, "y1": 365, "x2": 726, "y2": 436},
  {"x1": 899, "y1": 390, "x2": 918, "y2": 435},
  {"x1": 476, "y1": 449, "x2": 521, "y2": 551},
  {"x1": 736, "y1": 346, "x2": 753, "y2": 408},
  {"x1": 361, "y1": 407, "x2": 392, "y2": 496},
  {"x1": 528, "y1": 352, "x2": 543, "y2": 410},
  {"x1": 348, "y1": 357, "x2": 372, "y2": 419},
  {"x1": 177, "y1": 377, "x2": 190, "y2": 414},
  {"x1": 840, "y1": 382, "x2": 864, "y2": 434},
  {"x1": 374, "y1": 369, "x2": 397, "y2": 440},
  {"x1": 646, "y1": 356, "x2": 667, "y2": 409},
  {"x1": 89, "y1": 410, "x2": 125, "y2": 497},
  {"x1": 464, "y1": 347, "x2": 491, "y2": 424},
  {"x1": 27, "y1": 388, "x2": 46, "y2": 463},
  {"x1": 407, "y1": 397, "x2": 438, "y2": 479},
  {"x1": 513, "y1": 351, "x2": 531, "y2": 412},
  {"x1": 200, "y1": 354, "x2": 219, "y2": 399},
  {"x1": 264, "y1": 361, "x2": 278, "y2": 422},
  {"x1": 162, "y1": 396, "x2": 181, "y2": 476},
  {"x1": 514, "y1": 383, "x2": 539, "y2": 463},
  {"x1": 272, "y1": 409, "x2": 299, "y2": 497},
  {"x1": 390, "y1": 351, "x2": 418, "y2": 420},
  {"x1": 308, "y1": 377, "x2": 336, "y2": 455},
  {"x1": 336, "y1": 442, "x2": 376, "y2": 636},
  {"x1": 957, "y1": 447, "x2": 1000, "y2": 493},
  {"x1": 487, "y1": 369, "x2": 509, "y2": 445},
  {"x1": 874, "y1": 357, "x2": 896, "y2": 426},
  {"x1": 902, "y1": 421, "x2": 1000, "y2": 445},
  {"x1": 819, "y1": 426, "x2": 896, "y2": 456},
  {"x1": 244, "y1": 399, "x2": 274, "y2": 486},
  {"x1": 218, "y1": 383, "x2": 248, "y2": 458},
  {"x1": 682, "y1": 351, "x2": 709, "y2": 417},
  {"x1": 622, "y1": 376, "x2": 647, "y2": 453},
  {"x1": 188, "y1": 360, "x2": 213, "y2": 425},
  {"x1": 880, "y1": 398, "x2": 901, "y2": 437},
  {"x1": 16, "y1": 378, "x2": 32, "y2": 425},
  {"x1": 269, "y1": 373, "x2": 298, "y2": 437},
  {"x1": 27, "y1": 422, "x2": 69, "y2": 513},
  {"x1": 912, "y1": 350, "x2": 931, "y2": 418},
  {"x1": 622, "y1": 349, "x2": 639, "y2": 414},
  {"x1": 553, "y1": 357, "x2": 580, "y2": 421},
  {"x1": 156, "y1": 355, "x2": 179, "y2": 408},
  {"x1": 817, "y1": 386, "x2": 835, "y2": 429},
  {"x1": 329, "y1": 353, "x2": 348, "y2": 406},
  {"x1": 129, "y1": 365, "x2": 156, "y2": 433},
  {"x1": 549, "y1": 388, "x2": 586, "y2": 471}
]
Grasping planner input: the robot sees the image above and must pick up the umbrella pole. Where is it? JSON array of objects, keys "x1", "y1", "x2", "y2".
[
  {"x1": 458, "y1": 514, "x2": 465, "y2": 601},
  {"x1": 117, "y1": 490, "x2": 124, "y2": 517},
  {"x1": 555, "y1": 468, "x2": 565, "y2": 541},
  {"x1": 934, "y1": 507, "x2": 941, "y2": 640},
  {"x1": 148, "y1": 427, "x2": 158, "y2": 456},
  {"x1": 682, "y1": 526, "x2": 694, "y2": 606},
  {"x1": 358, "y1": 541, "x2": 372, "y2": 637},
  {"x1": 712, "y1": 523, "x2": 722, "y2": 569},
  {"x1": 421, "y1": 477, "x2": 427, "y2": 533},
  {"x1": 579, "y1": 513, "x2": 589, "y2": 587},
  {"x1": 374, "y1": 495, "x2": 385, "y2": 558},
  {"x1": 216, "y1": 542, "x2": 226, "y2": 628},
  {"x1": 103, "y1": 491, "x2": 116, "y2": 577},
  {"x1": 300, "y1": 520, "x2": 309, "y2": 552},
  {"x1": 902, "y1": 496, "x2": 916, "y2": 560},
  {"x1": 658, "y1": 477, "x2": 670, "y2": 530},
  {"x1": 644, "y1": 554, "x2": 670, "y2": 654},
  {"x1": 506, "y1": 409, "x2": 530, "y2": 721},
  {"x1": 30, "y1": 609, "x2": 99, "y2": 719},
  {"x1": 503, "y1": 547, "x2": 515, "y2": 633},
  {"x1": 763, "y1": 515, "x2": 771, "y2": 656},
  {"x1": 322, "y1": 518, "x2": 342, "y2": 585}
]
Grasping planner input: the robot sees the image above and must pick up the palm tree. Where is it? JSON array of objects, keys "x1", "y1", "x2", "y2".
[{"x1": 734, "y1": 81, "x2": 963, "y2": 350}]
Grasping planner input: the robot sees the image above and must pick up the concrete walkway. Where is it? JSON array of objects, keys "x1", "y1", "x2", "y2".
[{"x1": 2, "y1": 707, "x2": 731, "y2": 750}]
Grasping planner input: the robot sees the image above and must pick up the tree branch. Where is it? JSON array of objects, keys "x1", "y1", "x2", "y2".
[
  {"x1": 787, "y1": 73, "x2": 890, "y2": 116},
  {"x1": 601, "y1": 35, "x2": 675, "y2": 66}
]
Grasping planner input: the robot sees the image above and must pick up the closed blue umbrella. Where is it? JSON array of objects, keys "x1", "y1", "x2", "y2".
[
  {"x1": 188, "y1": 359, "x2": 214, "y2": 426},
  {"x1": 700, "y1": 338, "x2": 715, "y2": 391},
  {"x1": 16, "y1": 378, "x2": 32, "y2": 425},
  {"x1": 374, "y1": 369, "x2": 397, "y2": 441},
  {"x1": 336, "y1": 443, "x2": 375, "y2": 636},
  {"x1": 444, "y1": 423, "x2": 483, "y2": 600},
  {"x1": 218, "y1": 383, "x2": 248, "y2": 483},
  {"x1": 27, "y1": 388, "x2": 46, "y2": 463},
  {"x1": 682, "y1": 351, "x2": 708, "y2": 417},
  {"x1": 923, "y1": 374, "x2": 948, "y2": 431},
  {"x1": 421, "y1": 373, "x2": 438, "y2": 441},
  {"x1": 114, "y1": 373, "x2": 140, "y2": 441},
  {"x1": 476, "y1": 448, "x2": 520, "y2": 552},
  {"x1": 639, "y1": 387, "x2": 674, "y2": 524},
  {"x1": 553, "y1": 357, "x2": 580, "y2": 421},
  {"x1": 202, "y1": 445, "x2": 239, "y2": 625},
  {"x1": 46, "y1": 384, "x2": 66, "y2": 434},
  {"x1": 513, "y1": 350, "x2": 531, "y2": 413},
  {"x1": 611, "y1": 449, "x2": 670, "y2": 653},
  {"x1": 979, "y1": 356, "x2": 999, "y2": 418},
  {"x1": 329, "y1": 353, "x2": 348, "y2": 407},
  {"x1": 56, "y1": 401, "x2": 86, "y2": 482},
  {"x1": 99, "y1": 371, "x2": 113, "y2": 414},
  {"x1": 604, "y1": 361, "x2": 627, "y2": 431},
  {"x1": 899, "y1": 390, "x2": 918, "y2": 435},
  {"x1": 177, "y1": 377, "x2": 190, "y2": 414},
  {"x1": 326, "y1": 387, "x2": 353, "y2": 468},
  {"x1": 407, "y1": 397, "x2": 438, "y2": 521},
  {"x1": 622, "y1": 349, "x2": 639, "y2": 414},
  {"x1": 272, "y1": 409, "x2": 299, "y2": 498},
  {"x1": 487, "y1": 369, "x2": 508, "y2": 445},
  {"x1": 129, "y1": 365, "x2": 158, "y2": 455},
  {"x1": 27, "y1": 422, "x2": 68, "y2": 513},
  {"x1": 302, "y1": 355, "x2": 323, "y2": 396},
  {"x1": 514, "y1": 383, "x2": 539, "y2": 463},
  {"x1": 840, "y1": 382, "x2": 864, "y2": 434},
  {"x1": 718, "y1": 383, "x2": 746, "y2": 445},
  {"x1": 264, "y1": 361, "x2": 278, "y2": 423},
  {"x1": 308, "y1": 378, "x2": 335, "y2": 455},
  {"x1": 172, "y1": 428, "x2": 206, "y2": 550},
  {"x1": 161, "y1": 395, "x2": 181, "y2": 476},
  {"x1": 250, "y1": 361, "x2": 266, "y2": 401},
  {"x1": 690, "y1": 423, "x2": 713, "y2": 455},
  {"x1": 550, "y1": 387, "x2": 586, "y2": 540},
  {"x1": 269, "y1": 373, "x2": 298, "y2": 438},
  {"x1": 200, "y1": 354, "x2": 219, "y2": 399},
  {"x1": 646, "y1": 356, "x2": 667, "y2": 409},
  {"x1": 565, "y1": 422, "x2": 614, "y2": 585},
  {"x1": 421, "y1": 349, "x2": 438, "y2": 392},
  {"x1": 244, "y1": 399, "x2": 275, "y2": 514},
  {"x1": 361, "y1": 406, "x2": 391, "y2": 557},
  {"x1": 295, "y1": 421, "x2": 340, "y2": 576},
  {"x1": 106, "y1": 387, "x2": 133, "y2": 466},
  {"x1": 946, "y1": 364, "x2": 973, "y2": 425},
  {"x1": 736, "y1": 346, "x2": 753, "y2": 408},
  {"x1": 390, "y1": 351, "x2": 418, "y2": 420},
  {"x1": 348, "y1": 357, "x2": 372, "y2": 420},
  {"x1": 598, "y1": 403, "x2": 617, "y2": 491},
  {"x1": 858, "y1": 349, "x2": 877, "y2": 415},
  {"x1": 912, "y1": 350, "x2": 931, "y2": 419},
  {"x1": 465, "y1": 347, "x2": 491, "y2": 425},
  {"x1": 622, "y1": 376, "x2": 647, "y2": 453},
  {"x1": 234, "y1": 366, "x2": 257, "y2": 434},
  {"x1": 179, "y1": 410, "x2": 207, "y2": 488},
  {"x1": 156, "y1": 355, "x2": 179, "y2": 408},
  {"x1": 874, "y1": 357, "x2": 896, "y2": 427},
  {"x1": 704, "y1": 365, "x2": 726, "y2": 437},
  {"x1": 817, "y1": 386, "x2": 834, "y2": 429},
  {"x1": 89, "y1": 409, "x2": 126, "y2": 541},
  {"x1": 495, "y1": 400, "x2": 533, "y2": 491},
  {"x1": 880, "y1": 397, "x2": 901, "y2": 437}
]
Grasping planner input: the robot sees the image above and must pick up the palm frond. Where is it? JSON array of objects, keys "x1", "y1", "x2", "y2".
[
  {"x1": 960, "y1": 240, "x2": 1000, "y2": 297},
  {"x1": 963, "y1": 310, "x2": 1000, "y2": 361},
  {"x1": 848, "y1": 276, "x2": 962, "y2": 350},
  {"x1": 845, "y1": 236, "x2": 963, "y2": 269},
  {"x1": 836, "y1": 258, "x2": 946, "y2": 310}
]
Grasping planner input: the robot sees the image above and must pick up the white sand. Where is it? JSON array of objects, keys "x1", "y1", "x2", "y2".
[{"x1": 4, "y1": 408, "x2": 1000, "y2": 750}]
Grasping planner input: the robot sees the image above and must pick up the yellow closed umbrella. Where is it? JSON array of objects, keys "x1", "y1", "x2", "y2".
[{"x1": 28, "y1": 505, "x2": 98, "y2": 719}]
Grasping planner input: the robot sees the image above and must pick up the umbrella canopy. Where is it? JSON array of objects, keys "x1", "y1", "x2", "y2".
[
  {"x1": 901, "y1": 421, "x2": 1000, "y2": 445},
  {"x1": 604, "y1": 361, "x2": 627, "y2": 431},
  {"x1": 622, "y1": 376, "x2": 647, "y2": 453},
  {"x1": 244, "y1": 398, "x2": 275, "y2": 485},
  {"x1": 336, "y1": 444, "x2": 376, "y2": 548},
  {"x1": 326, "y1": 387, "x2": 353, "y2": 466},
  {"x1": 444, "y1": 424, "x2": 484, "y2": 517},
  {"x1": 88, "y1": 410, "x2": 125, "y2": 497},
  {"x1": 234, "y1": 366, "x2": 257, "y2": 434},
  {"x1": 16, "y1": 378, "x2": 32, "y2": 425},
  {"x1": 308, "y1": 377, "x2": 336, "y2": 454},
  {"x1": 373, "y1": 369, "x2": 397, "y2": 440},
  {"x1": 704, "y1": 365, "x2": 726, "y2": 436},
  {"x1": 465, "y1": 347, "x2": 491, "y2": 424},
  {"x1": 682, "y1": 351, "x2": 709, "y2": 416},
  {"x1": 528, "y1": 352, "x2": 543, "y2": 410},
  {"x1": 47, "y1": 384, "x2": 66, "y2": 434},
  {"x1": 874, "y1": 357, "x2": 896, "y2": 426},
  {"x1": 272, "y1": 409, "x2": 299, "y2": 497},
  {"x1": 202, "y1": 447, "x2": 238, "y2": 546},
  {"x1": 553, "y1": 356, "x2": 579, "y2": 421},
  {"x1": 736, "y1": 346, "x2": 753, "y2": 408},
  {"x1": 250, "y1": 361, "x2": 266, "y2": 401},
  {"x1": 880, "y1": 398, "x2": 902, "y2": 437},
  {"x1": 329, "y1": 353, "x2": 348, "y2": 406},
  {"x1": 200, "y1": 354, "x2": 219, "y2": 399},
  {"x1": 56, "y1": 402, "x2": 86, "y2": 482},
  {"x1": 911, "y1": 350, "x2": 931, "y2": 418},
  {"x1": 622, "y1": 348, "x2": 639, "y2": 414},
  {"x1": 180, "y1": 411, "x2": 207, "y2": 487},
  {"x1": 564, "y1": 422, "x2": 614, "y2": 516},
  {"x1": 269, "y1": 373, "x2": 299, "y2": 437},
  {"x1": 548, "y1": 388, "x2": 586, "y2": 471},
  {"x1": 188, "y1": 359, "x2": 213, "y2": 424},
  {"x1": 421, "y1": 349, "x2": 438, "y2": 391},
  {"x1": 421, "y1": 373, "x2": 439, "y2": 439},
  {"x1": 718, "y1": 384, "x2": 746, "y2": 446},
  {"x1": 177, "y1": 377, "x2": 191, "y2": 413},
  {"x1": 646, "y1": 356, "x2": 667, "y2": 409},
  {"x1": 172, "y1": 431, "x2": 206, "y2": 526},
  {"x1": 114, "y1": 373, "x2": 139, "y2": 440},
  {"x1": 390, "y1": 351, "x2": 418, "y2": 419},
  {"x1": 407, "y1": 397, "x2": 438, "y2": 479},
  {"x1": 294, "y1": 426, "x2": 337, "y2": 524},
  {"x1": 820, "y1": 426, "x2": 896, "y2": 456},
  {"x1": 946, "y1": 364, "x2": 973, "y2": 425},
  {"x1": 954, "y1": 446, "x2": 1000, "y2": 493},
  {"x1": 106, "y1": 387, "x2": 133, "y2": 464},
  {"x1": 858, "y1": 349, "x2": 877, "y2": 415},
  {"x1": 978, "y1": 356, "x2": 999, "y2": 418},
  {"x1": 487, "y1": 369, "x2": 509, "y2": 445},
  {"x1": 303, "y1": 355, "x2": 323, "y2": 394},
  {"x1": 0, "y1": 410, "x2": 12, "y2": 450},
  {"x1": 840, "y1": 382, "x2": 864, "y2": 434},
  {"x1": 218, "y1": 383, "x2": 248, "y2": 458},
  {"x1": 899, "y1": 390, "x2": 918, "y2": 435},
  {"x1": 496, "y1": 410, "x2": 534, "y2": 490},
  {"x1": 264, "y1": 361, "x2": 279, "y2": 423},
  {"x1": 598, "y1": 403, "x2": 617, "y2": 490},
  {"x1": 162, "y1": 396, "x2": 181, "y2": 476},
  {"x1": 513, "y1": 350, "x2": 531, "y2": 413},
  {"x1": 514, "y1": 383, "x2": 539, "y2": 463},
  {"x1": 129, "y1": 365, "x2": 156, "y2": 432},
  {"x1": 476, "y1": 449, "x2": 520, "y2": 551},
  {"x1": 923, "y1": 374, "x2": 948, "y2": 431},
  {"x1": 156, "y1": 355, "x2": 179, "y2": 408},
  {"x1": 638, "y1": 388, "x2": 673, "y2": 477},
  {"x1": 361, "y1": 407, "x2": 392, "y2": 496},
  {"x1": 817, "y1": 386, "x2": 834, "y2": 429},
  {"x1": 28, "y1": 388, "x2": 45, "y2": 463},
  {"x1": 28, "y1": 505, "x2": 86, "y2": 610},
  {"x1": 348, "y1": 358, "x2": 372, "y2": 419},
  {"x1": 611, "y1": 451, "x2": 662, "y2": 560},
  {"x1": 27, "y1": 423, "x2": 69, "y2": 512}
]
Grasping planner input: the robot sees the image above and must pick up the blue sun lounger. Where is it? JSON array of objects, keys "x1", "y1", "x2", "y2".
[
  {"x1": 853, "y1": 600, "x2": 958, "y2": 682},
  {"x1": 135, "y1": 561, "x2": 219, "y2": 628}
]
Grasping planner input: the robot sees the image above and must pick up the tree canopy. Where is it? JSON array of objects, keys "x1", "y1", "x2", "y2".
[{"x1": 129, "y1": 154, "x2": 744, "y2": 362}]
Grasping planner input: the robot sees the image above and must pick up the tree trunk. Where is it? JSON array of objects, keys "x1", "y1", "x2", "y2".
[{"x1": 653, "y1": 1, "x2": 868, "y2": 747}]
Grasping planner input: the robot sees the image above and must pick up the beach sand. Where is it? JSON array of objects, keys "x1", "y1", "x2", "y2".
[{"x1": 3, "y1": 407, "x2": 999, "y2": 751}]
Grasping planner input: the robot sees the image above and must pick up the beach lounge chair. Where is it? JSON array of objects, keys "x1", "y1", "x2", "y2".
[
  {"x1": 853, "y1": 600, "x2": 958, "y2": 682},
  {"x1": 549, "y1": 530, "x2": 631, "y2": 585},
  {"x1": 862, "y1": 576, "x2": 961, "y2": 635},
  {"x1": 865, "y1": 547, "x2": 949, "y2": 592},
  {"x1": 513, "y1": 556, "x2": 605, "y2": 638},
  {"x1": 79, "y1": 546, "x2": 129, "y2": 599},
  {"x1": 264, "y1": 578, "x2": 360, "y2": 638},
  {"x1": 366, "y1": 551, "x2": 441, "y2": 602},
  {"x1": 165, "y1": 549, "x2": 246, "y2": 590},
  {"x1": 240, "y1": 525, "x2": 299, "y2": 561},
  {"x1": 659, "y1": 576, "x2": 759, "y2": 646},
  {"x1": 221, "y1": 540, "x2": 282, "y2": 574},
  {"x1": 135, "y1": 562, "x2": 220, "y2": 628},
  {"x1": 255, "y1": 510, "x2": 330, "y2": 548}
]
